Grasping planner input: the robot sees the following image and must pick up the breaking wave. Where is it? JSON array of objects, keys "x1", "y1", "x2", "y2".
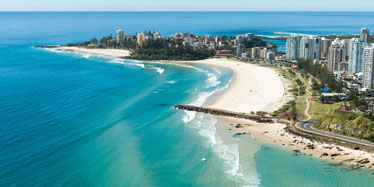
[{"x1": 150, "y1": 67, "x2": 165, "y2": 74}]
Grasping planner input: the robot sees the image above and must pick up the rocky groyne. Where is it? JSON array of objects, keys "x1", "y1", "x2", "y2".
[{"x1": 173, "y1": 105, "x2": 273, "y2": 123}]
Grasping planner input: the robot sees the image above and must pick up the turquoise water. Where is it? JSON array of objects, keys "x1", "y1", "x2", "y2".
[
  {"x1": 256, "y1": 144, "x2": 374, "y2": 187},
  {"x1": 2, "y1": 12, "x2": 374, "y2": 186}
]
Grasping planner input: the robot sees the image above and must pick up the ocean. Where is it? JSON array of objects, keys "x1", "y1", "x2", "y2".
[{"x1": 1, "y1": 12, "x2": 374, "y2": 186}]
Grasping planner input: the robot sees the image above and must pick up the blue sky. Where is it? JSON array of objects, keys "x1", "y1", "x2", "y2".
[{"x1": 1, "y1": 0, "x2": 374, "y2": 11}]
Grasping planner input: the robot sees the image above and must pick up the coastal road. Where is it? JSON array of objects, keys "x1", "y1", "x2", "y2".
[{"x1": 296, "y1": 121, "x2": 374, "y2": 148}]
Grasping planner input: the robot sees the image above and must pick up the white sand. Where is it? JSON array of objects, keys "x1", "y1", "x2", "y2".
[
  {"x1": 57, "y1": 46, "x2": 131, "y2": 58},
  {"x1": 176, "y1": 58, "x2": 288, "y2": 113}
]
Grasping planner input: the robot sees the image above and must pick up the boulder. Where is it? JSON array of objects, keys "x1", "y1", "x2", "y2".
[
  {"x1": 235, "y1": 124, "x2": 242, "y2": 128},
  {"x1": 357, "y1": 158, "x2": 370, "y2": 164}
]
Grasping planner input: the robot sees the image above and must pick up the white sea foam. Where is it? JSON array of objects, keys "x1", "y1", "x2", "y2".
[
  {"x1": 126, "y1": 63, "x2": 145, "y2": 68},
  {"x1": 109, "y1": 58, "x2": 125, "y2": 64},
  {"x1": 166, "y1": 80, "x2": 177, "y2": 84},
  {"x1": 179, "y1": 65, "x2": 258, "y2": 186},
  {"x1": 197, "y1": 115, "x2": 217, "y2": 145},
  {"x1": 135, "y1": 63, "x2": 145, "y2": 68},
  {"x1": 173, "y1": 64, "x2": 204, "y2": 72},
  {"x1": 182, "y1": 91, "x2": 215, "y2": 123},
  {"x1": 45, "y1": 48, "x2": 63, "y2": 53},
  {"x1": 205, "y1": 72, "x2": 221, "y2": 88},
  {"x1": 212, "y1": 67, "x2": 222, "y2": 74},
  {"x1": 193, "y1": 115, "x2": 259, "y2": 186},
  {"x1": 182, "y1": 69, "x2": 224, "y2": 123},
  {"x1": 150, "y1": 67, "x2": 165, "y2": 74},
  {"x1": 214, "y1": 141, "x2": 255, "y2": 185},
  {"x1": 82, "y1": 53, "x2": 91, "y2": 59},
  {"x1": 188, "y1": 114, "x2": 257, "y2": 185}
]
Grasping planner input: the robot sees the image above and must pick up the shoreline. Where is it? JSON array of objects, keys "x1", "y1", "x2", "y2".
[{"x1": 41, "y1": 46, "x2": 374, "y2": 169}]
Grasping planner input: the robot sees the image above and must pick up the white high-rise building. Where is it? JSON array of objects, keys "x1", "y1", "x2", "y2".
[
  {"x1": 237, "y1": 44, "x2": 246, "y2": 56},
  {"x1": 312, "y1": 37, "x2": 322, "y2": 60},
  {"x1": 299, "y1": 36, "x2": 321, "y2": 60},
  {"x1": 321, "y1": 38, "x2": 331, "y2": 59},
  {"x1": 286, "y1": 35, "x2": 301, "y2": 61},
  {"x1": 209, "y1": 42, "x2": 216, "y2": 50},
  {"x1": 245, "y1": 33, "x2": 254, "y2": 40},
  {"x1": 153, "y1": 32, "x2": 161, "y2": 39},
  {"x1": 348, "y1": 38, "x2": 367, "y2": 73},
  {"x1": 260, "y1": 48, "x2": 268, "y2": 59},
  {"x1": 363, "y1": 45, "x2": 374, "y2": 89},
  {"x1": 361, "y1": 27, "x2": 370, "y2": 43},
  {"x1": 116, "y1": 29, "x2": 125, "y2": 43},
  {"x1": 328, "y1": 38, "x2": 346, "y2": 72},
  {"x1": 137, "y1": 32, "x2": 145, "y2": 47},
  {"x1": 266, "y1": 52, "x2": 275, "y2": 60},
  {"x1": 251, "y1": 47, "x2": 260, "y2": 59}
]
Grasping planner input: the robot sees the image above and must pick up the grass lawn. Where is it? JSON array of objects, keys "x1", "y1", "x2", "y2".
[
  {"x1": 309, "y1": 102, "x2": 342, "y2": 120},
  {"x1": 296, "y1": 95, "x2": 307, "y2": 115}
]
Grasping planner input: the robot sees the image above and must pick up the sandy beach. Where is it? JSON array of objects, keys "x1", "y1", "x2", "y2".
[
  {"x1": 49, "y1": 47, "x2": 374, "y2": 168},
  {"x1": 179, "y1": 58, "x2": 288, "y2": 113}
]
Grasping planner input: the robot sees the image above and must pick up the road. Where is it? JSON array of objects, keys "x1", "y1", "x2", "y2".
[{"x1": 296, "y1": 120, "x2": 374, "y2": 147}]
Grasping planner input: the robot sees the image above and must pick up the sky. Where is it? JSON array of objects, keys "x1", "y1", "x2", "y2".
[{"x1": 1, "y1": 0, "x2": 374, "y2": 11}]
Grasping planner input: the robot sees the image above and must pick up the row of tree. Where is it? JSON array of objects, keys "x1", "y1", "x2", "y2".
[{"x1": 296, "y1": 59, "x2": 344, "y2": 92}]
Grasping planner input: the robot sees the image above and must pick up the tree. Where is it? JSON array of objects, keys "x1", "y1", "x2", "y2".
[
  {"x1": 358, "y1": 105, "x2": 367, "y2": 111},
  {"x1": 91, "y1": 38, "x2": 98, "y2": 44}
]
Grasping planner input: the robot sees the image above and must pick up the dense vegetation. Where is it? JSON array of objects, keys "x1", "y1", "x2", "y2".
[
  {"x1": 128, "y1": 39, "x2": 215, "y2": 60},
  {"x1": 297, "y1": 59, "x2": 343, "y2": 92},
  {"x1": 243, "y1": 38, "x2": 267, "y2": 48},
  {"x1": 315, "y1": 110, "x2": 374, "y2": 142},
  {"x1": 273, "y1": 100, "x2": 297, "y2": 120},
  {"x1": 346, "y1": 88, "x2": 368, "y2": 110}
]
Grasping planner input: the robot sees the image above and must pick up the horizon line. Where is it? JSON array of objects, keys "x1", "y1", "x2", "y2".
[{"x1": 2, "y1": 10, "x2": 374, "y2": 12}]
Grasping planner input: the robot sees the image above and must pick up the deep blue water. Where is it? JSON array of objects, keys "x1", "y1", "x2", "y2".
[{"x1": 2, "y1": 12, "x2": 374, "y2": 186}]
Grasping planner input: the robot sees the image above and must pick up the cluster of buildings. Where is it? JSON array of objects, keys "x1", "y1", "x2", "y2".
[
  {"x1": 112, "y1": 29, "x2": 163, "y2": 47},
  {"x1": 286, "y1": 27, "x2": 374, "y2": 90},
  {"x1": 135, "y1": 31, "x2": 228, "y2": 50},
  {"x1": 234, "y1": 34, "x2": 277, "y2": 60},
  {"x1": 116, "y1": 29, "x2": 275, "y2": 60}
]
